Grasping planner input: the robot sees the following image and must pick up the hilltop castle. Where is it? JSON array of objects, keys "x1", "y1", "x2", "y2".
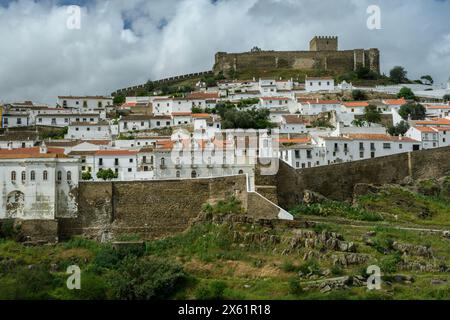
[{"x1": 213, "y1": 36, "x2": 380, "y2": 76}]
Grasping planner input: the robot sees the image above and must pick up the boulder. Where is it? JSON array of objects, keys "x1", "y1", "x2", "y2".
[{"x1": 303, "y1": 190, "x2": 328, "y2": 205}]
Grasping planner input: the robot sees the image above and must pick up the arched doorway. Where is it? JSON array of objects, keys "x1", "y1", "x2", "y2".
[{"x1": 6, "y1": 191, "x2": 25, "y2": 218}]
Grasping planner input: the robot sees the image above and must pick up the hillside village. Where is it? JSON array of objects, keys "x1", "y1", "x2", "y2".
[{"x1": 1, "y1": 70, "x2": 450, "y2": 220}]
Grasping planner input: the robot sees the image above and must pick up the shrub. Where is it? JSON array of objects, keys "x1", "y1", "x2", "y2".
[
  {"x1": 0, "y1": 266, "x2": 54, "y2": 300},
  {"x1": 330, "y1": 265, "x2": 344, "y2": 276},
  {"x1": 202, "y1": 197, "x2": 244, "y2": 215},
  {"x1": 288, "y1": 277, "x2": 303, "y2": 295},
  {"x1": 298, "y1": 259, "x2": 321, "y2": 275},
  {"x1": 195, "y1": 281, "x2": 227, "y2": 300},
  {"x1": 352, "y1": 90, "x2": 367, "y2": 101},
  {"x1": 379, "y1": 253, "x2": 402, "y2": 274},
  {"x1": 96, "y1": 168, "x2": 118, "y2": 181},
  {"x1": 109, "y1": 256, "x2": 187, "y2": 300},
  {"x1": 81, "y1": 171, "x2": 92, "y2": 181},
  {"x1": 281, "y1": 260, "x2": 299, "y2": 273},
  {"x1": 64, "y1": 236, "x2": 100, "y2": 251},
  {"x1": 0, "y1": 220, "x2": 22, "y2": 241}
]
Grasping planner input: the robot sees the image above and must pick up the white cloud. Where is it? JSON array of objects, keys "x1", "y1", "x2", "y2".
[{"x1": 0, "y1": 0, "x2": 449, "y2": 104}]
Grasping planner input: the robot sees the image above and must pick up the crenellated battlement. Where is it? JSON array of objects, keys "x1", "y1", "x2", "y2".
[
  {"x1": 214, "y1": 37, "x2": 380, "y2": 76},
  {"x1": 310, "y1": 36, "x2": 338, "y2": 51}
]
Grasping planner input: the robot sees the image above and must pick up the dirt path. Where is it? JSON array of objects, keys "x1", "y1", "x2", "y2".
[{"x1": 301, "y1": 216, "x2": 448, "y2": 233}]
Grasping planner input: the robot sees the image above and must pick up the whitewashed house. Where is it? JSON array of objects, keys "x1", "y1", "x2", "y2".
[
  {"x1": 305, "y1": 77, "x2": 335, "y2": 92},
  {"x1": 298, "y1": 99, "x2": 341, "y2": 115},
  {"x1": 0, "y1": 131, "x2": 38, "y2": 149},
  {"x1": 0, "y1": 144, "x2": 79, "y2": 219},
  {"x1": 406, "y1": 125, "x2": 450, "y2": 149},
  {"x1": 58, "y1": 96, "x2": 113, "y2": 112},
  {"x1": 2, "y1": 112, "x2": 30, "y2": 128},
  {"x1": 65, "y1": 121, "x2": 112, "y2": 140},
  {"x1": 280, "y1": 115, "x2": 308, "y2": 134}
]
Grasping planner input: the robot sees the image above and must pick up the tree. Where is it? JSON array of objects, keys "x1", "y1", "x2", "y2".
[
  {"x1": 351, "y1": 119, "x2": 367, "y2": 127},
  {"x1": 387, "y1": 121, "x2": 410, "y2": 136},
  {"x1": 420, "y1": 75, "x2": 434, "y2": 85},
  {"x1": 363, "y1": 105, "x2": 382, "y2": 124},
  {"x1": 81, "y1": 171, "x2": 92, "y2": 181},
  {"x1": 109, "y1": 256, "x2": 187, "y2": 300},
  {"x1": 113, "y1": 95, "x2": 126, "y2": 105},
  {"x1": 355, "y1": 66, "x2": 378, "y2": 80},
  {"x1": 96, "y1": 168, "x2": 118, "y2": 181},
  {"x1": 390, "y1": 66, "x2": 408, "y2": 84},
  {"x1": 352, "y1": 89, "x2": 367, "y2": 101},
  {"x1": 397, "y1": 87, "x2": 415, "y2": 100},
  {"x1": 443, "y1": 94, "x2": 450, "y2": 102},
  {"x1": 216, "y1": 103, "x2": 274, "y2": 129},
  {"x1": 398, "y1": 103, "x2": 426, "y2": 121}
]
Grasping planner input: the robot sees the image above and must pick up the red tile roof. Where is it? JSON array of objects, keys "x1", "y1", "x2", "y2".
[
  {"x1": 343, "y1": 102, "x2": 369, "y2": 108},
  {"x1": 383, "y1": 98, "x2": 407, "y2": 106},
  {"x1": 0, "y1": 147, "x2": 66, "y2": 159},
  {"x1": 95, "y1": 150, "x2": 138, "y2": 156},
  {"x1": 416, "y1": 118, "x2": 450, "y2": 126},
  {"x1": 278, "y1": 137, "x2": 311, "y2": 144},
  {"x1": 186, "y1": 92, "x2": 219, "y2": 100},
  {"x1": 172, "y1": 112, "x2": 192, "y2": 116},
  {"x1": 260, "y1": 97, "x2": 290, "y2": 101}
]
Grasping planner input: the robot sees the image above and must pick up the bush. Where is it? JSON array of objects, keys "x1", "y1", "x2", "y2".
[
  {"x1": 195, "y1": 281, "x2": 227, "y2": 300},
  {"x1": 0, "y1": 266, "x2": 54, "y2": 300},
  {"x1": 96, "y1": 168, "x2": 118, "y2": 181},
  {"x1": 109, "y1": 256, "x2": 187, "y2": 300},
  {"x1": 397, "y1": 87, "x2": 415, "y2": 100},
  {"x1": 387, "y1": 121, "x2": 409, "y2": 136},
  {"x1": 399, "y1": 103, "x2": 426, "y2": 120},
  {"x1": 352, "y1": 90, "x2": 367, "y2": 101},
  {"x1": 298, "y1": 259, "x2": 321, "y2": 275},
  {"x1": 330, "y1": 265, "x2": 344, "y2": 276},
  {"x1": 202, "y1": 197, "x2": 244, "y2": 215},
  {"x1": 81, "y1": 171, "x2": 92, "y2": 181},
  {"x1": 0, "y1": 220, "x2": 22, "y2": 241},
  {"x1": 281, "y1": 260, "x2": 299, "y2": 273},
  {"x1": 288, "y1": 278, "x2": 303, "y2": 295},
  {"x1": 379, "y1": 253, "x2": 402, "y2": 274}
]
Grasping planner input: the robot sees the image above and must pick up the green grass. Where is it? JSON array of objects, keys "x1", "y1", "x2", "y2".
[
  {"x1": 358, "y1": 186, "x2": 450, "y2": 227},
  {"x1": 290, "y1": 201, "x2": 383, "y2": 222}
]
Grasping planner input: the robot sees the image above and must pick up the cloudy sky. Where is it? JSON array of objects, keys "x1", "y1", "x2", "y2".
[{"x1": 0, "y1": 0, "x2": 449, "y2": 104}]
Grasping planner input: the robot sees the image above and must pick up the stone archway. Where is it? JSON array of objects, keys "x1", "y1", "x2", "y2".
[{"x1": 6, "y1": 191, "x2": 25, "y2": 218}]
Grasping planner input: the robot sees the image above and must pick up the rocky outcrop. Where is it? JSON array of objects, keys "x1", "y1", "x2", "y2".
[
  {"x1": 392, "y1": 242, "x2": 433, "y2": 258},
  {"x1": 303, "y1": 190, "x2": 328, "y2": 205},
  {"x1": 288, "y1": 230, "x2": 356, "y2": 253},
  {"x1": 332, "y1": 253, "x2": 370, "y2": 267}
]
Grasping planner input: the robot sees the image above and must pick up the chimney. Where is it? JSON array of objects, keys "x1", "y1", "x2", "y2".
[{"x1": 40, "y1": 142, "x2": 48, "y2": 154}]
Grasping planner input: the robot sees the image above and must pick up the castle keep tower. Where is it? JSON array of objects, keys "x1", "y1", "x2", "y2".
[{"x1": 310, "y1": 36, "x2": 338, "y2": 51}]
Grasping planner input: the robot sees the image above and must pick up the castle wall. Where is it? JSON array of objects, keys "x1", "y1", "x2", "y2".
[
  {"x1": 214, "y1": 49, "x2": 380, "y2": 76},
  {"x1": 275, "y1": 146, "x2": 450, "y2": 209},
  {"x1": 58, "y1": 175, "x2": 250, "y2": 241}
]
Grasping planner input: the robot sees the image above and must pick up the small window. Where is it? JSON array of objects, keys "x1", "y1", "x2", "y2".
[
  {"x1": 67, "y1": 171, "x2": 72, "y2": 181},
  {"x1": 21, "y1": 171, "x2": 26, "y2": 181},
  {"x1": 43, "y1": 170, "x2": 48, "y2": 181},
  {"x1": 57, "y1": 171, "x2": 62, "y2": 181},
  {"x1": 31, "y1": 171, "x2": 36, "y2": 181},
  {"x1": 191, "y1": 170, "x2": 197, "y2": 178},
  {"x1": 11, "y1": 171, "x2": 16, "y2": 181},
  {"x1": 176, "y1": 170, "x2": 181, "y2": 178}
]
